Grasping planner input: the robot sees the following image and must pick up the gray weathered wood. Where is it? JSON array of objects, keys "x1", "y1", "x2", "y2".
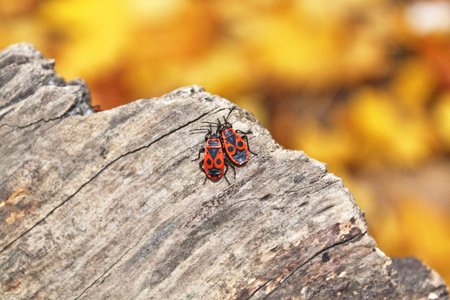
[{"x1": 0, "y1": 43, "x2": 448, "y2": 299}]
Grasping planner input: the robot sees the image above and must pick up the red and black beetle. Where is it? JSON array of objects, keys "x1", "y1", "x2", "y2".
[
  {"x1": 215, "y1": 106, "x2": 256, "y2": 166},
  {"x1": 191, "y1": 125, "x2": 235, "y2": 184}
]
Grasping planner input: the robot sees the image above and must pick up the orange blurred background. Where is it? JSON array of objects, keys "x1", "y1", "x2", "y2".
[{"x1": 1, "y1": 0, "x2": 449, "y2": 284}]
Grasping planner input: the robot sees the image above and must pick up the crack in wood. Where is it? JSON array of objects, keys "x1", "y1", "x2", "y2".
[
  {"x1": 314, "y1": 204, "x2": 337, "y2": 216},
  {"x1": 2, "y1": 116, "x2": 60, "y2": 131},
  {"x1": 0, "y1": 97, "x2": 84, "y2": 142},
  {"x1": 0, "y1": 248, "x2": 30, "y2": 276},
  {"x1": 75, "y1": 217, "x2": 185, "y2": 298},
  {"x1": 263, "y1": 230, "x2": 367, "y2": 298},
  {"x1": 246, "y1": 278, "x2": 273, "y2": 300},
  {"x1": 0, "y1": 109, "x2": 215, "y2": 254},
  {"x1": 278, "y1": 177, "x2": 338, "y2": 198},
  {"x1": 74, "y1": 237, "x2": 141, "y2": 300},
  {"x1": 0, "y1": 96, "x2": 80, "y2": 131}
]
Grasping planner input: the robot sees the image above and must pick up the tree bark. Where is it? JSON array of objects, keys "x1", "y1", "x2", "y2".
[{"x1": 0, "y1": 43, "x2": 448, "y2": 299}]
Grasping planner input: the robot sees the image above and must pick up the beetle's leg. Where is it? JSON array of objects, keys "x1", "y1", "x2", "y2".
[
  {"x1": 198, "y1": 160, "x2": 208, "y2": 184},
  {"x1": 223, "y1": 164, "x2": 231, "y2": 185},
  {"x1": 226, "y1": 156, "x2": 236, "y2": 178},
  {"x1": 235, "y1": 129, "x2": 252, "y2": 135},
  {"x1": 199, "y1": 159, "x2": 205, "y2": 172},
  {"x1": 193, "y1": 147, "x2": 205, "y2": 161}
]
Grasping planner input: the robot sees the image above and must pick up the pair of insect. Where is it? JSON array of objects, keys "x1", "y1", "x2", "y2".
[{"x1": 191, "y1": 106, "x2": 256, "y2": 184}]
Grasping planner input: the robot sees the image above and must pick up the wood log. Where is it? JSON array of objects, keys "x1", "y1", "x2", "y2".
[{"x1": 0, "y1": 43, "x2": 448, "y2": 299}]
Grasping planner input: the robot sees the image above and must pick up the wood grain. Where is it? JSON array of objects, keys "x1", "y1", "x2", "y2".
[{"x1": 0, "y1": 43, "x2": 448, "y2": 299}]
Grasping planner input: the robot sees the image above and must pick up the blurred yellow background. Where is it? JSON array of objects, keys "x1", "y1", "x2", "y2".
[{"x1": 1, "y1": 0, "x2": 449, "y2": 284}]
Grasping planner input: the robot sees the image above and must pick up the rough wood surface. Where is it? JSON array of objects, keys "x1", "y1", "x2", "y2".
[{"x1": 0, "y1": 43, "x2": 448, "y2": 300}]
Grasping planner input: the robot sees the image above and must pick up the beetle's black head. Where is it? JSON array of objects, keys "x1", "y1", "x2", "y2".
[
  {"x1": 204, "y1": 123, "x2": 223, "y2": 141},
  {"x1": 217, "y1": 118, "x2": 232, "y2": 134}
]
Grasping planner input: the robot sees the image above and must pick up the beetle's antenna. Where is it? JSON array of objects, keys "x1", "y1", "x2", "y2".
[
  {"x1": 200, "y1": 121, "x2": 216, "y2": 125},
  {"x1": 189, "y1": 128, "x2": 210, "y2": 135},
  {"x1": 224, "y1": 106, "x2": 237, "y2": 124}
]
